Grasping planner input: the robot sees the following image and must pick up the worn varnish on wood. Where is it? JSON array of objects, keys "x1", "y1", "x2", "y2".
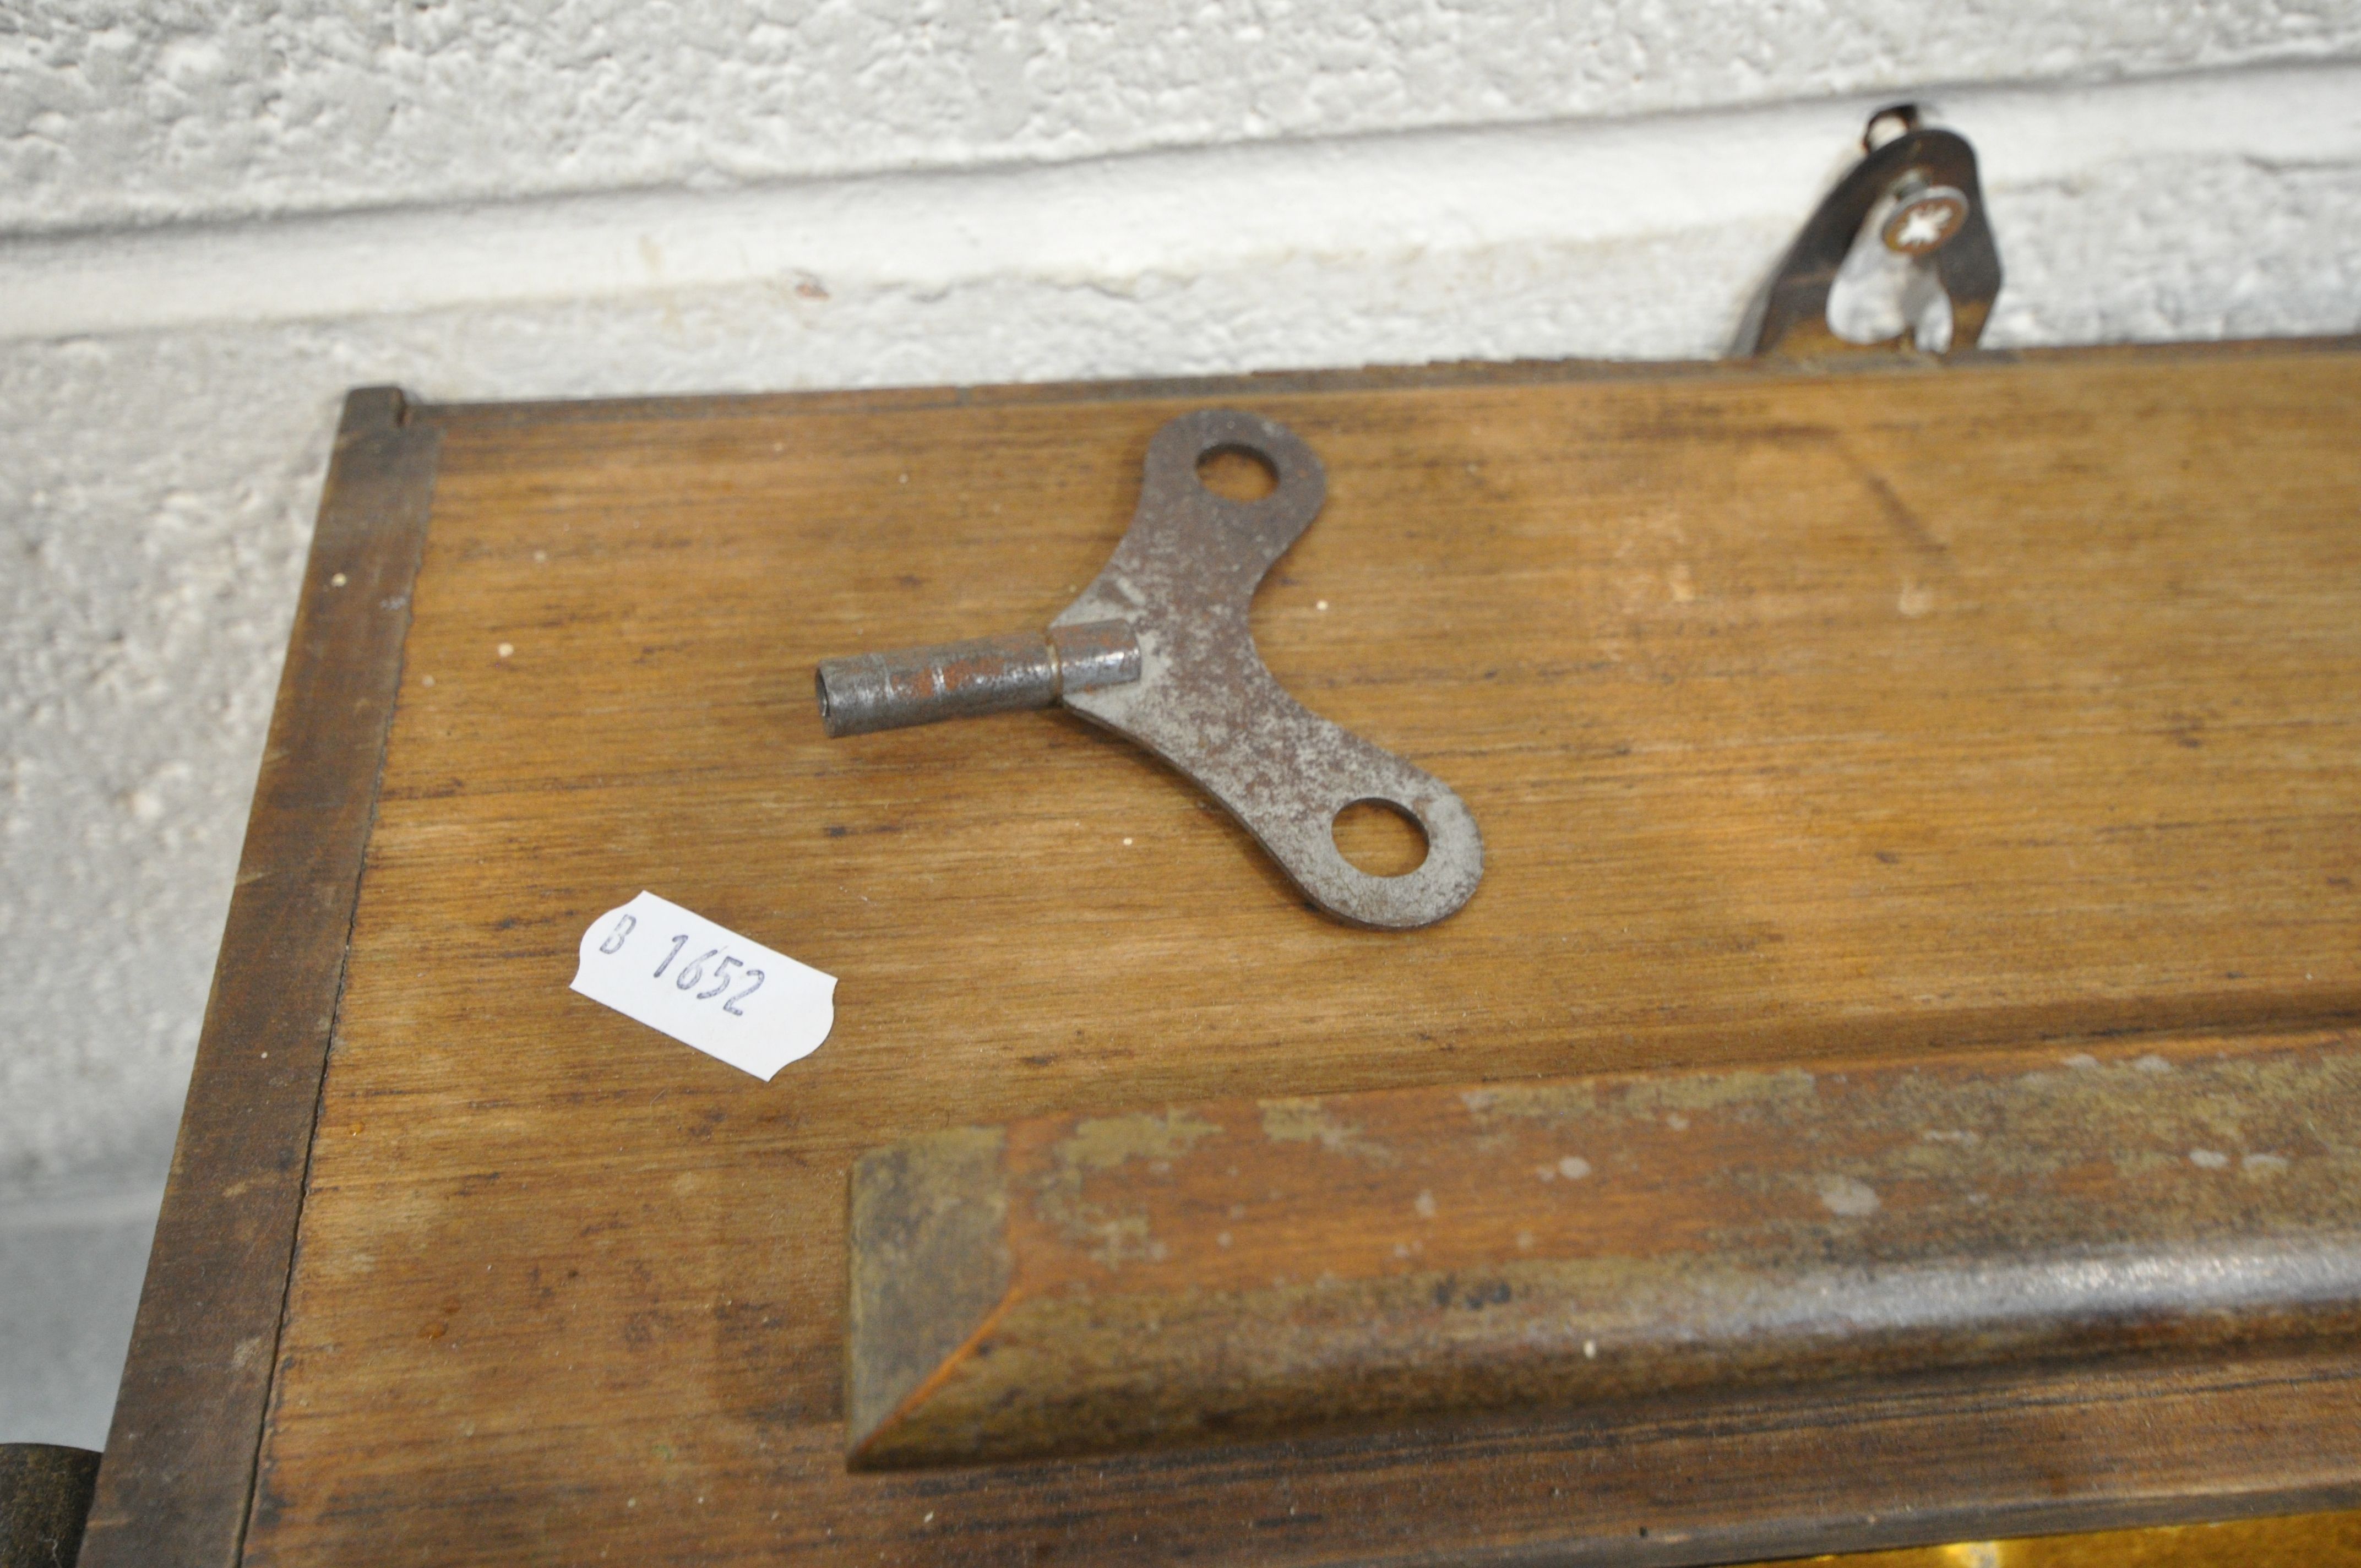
[
  {"x1": 96, "y1": 341, "x2": 2361, "y2": 1567},
  {"x1": 848, "y1": 1028, "x2": 2361, "y2": 1467}
]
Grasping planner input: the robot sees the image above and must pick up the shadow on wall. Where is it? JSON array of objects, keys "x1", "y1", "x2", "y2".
[{"x1": 0, "y1": 1191, "x2": 161, "y2": 1450}]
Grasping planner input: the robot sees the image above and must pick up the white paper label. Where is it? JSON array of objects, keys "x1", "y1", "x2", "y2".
[{"x1": 571, "y1": 891, "x2": 835, "y2": 1080}]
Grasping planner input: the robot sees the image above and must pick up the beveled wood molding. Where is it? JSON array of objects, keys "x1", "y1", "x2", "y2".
[{"x1": 851, "y1": 1026, "x2": 2361, "y2": 1469}]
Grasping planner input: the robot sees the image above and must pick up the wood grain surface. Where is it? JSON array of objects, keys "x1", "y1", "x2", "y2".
[{"x1": 232, "y1": 343, "x2": 2361, "y2": 1565}]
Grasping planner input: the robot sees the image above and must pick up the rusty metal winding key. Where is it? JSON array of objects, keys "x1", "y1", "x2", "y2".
[{"x1": 814, "y1": 410, "x2": 1483, "y2": 929}]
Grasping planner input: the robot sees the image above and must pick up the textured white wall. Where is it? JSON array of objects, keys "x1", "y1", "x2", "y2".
[
  {"x1": 13, "y1": 1, "x2": 2359, "y2": 230},
  {"x1": 2, "y1": 0, "x2": 2358, "y2": 1450}
]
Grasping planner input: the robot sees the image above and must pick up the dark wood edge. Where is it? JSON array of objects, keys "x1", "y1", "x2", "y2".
[
  {"x1": 77, "y1": 389, "x2": 439, "y2": 1568},
  {"x1": 1, "y1": 1444, "x2": 102, "y2": 1568},
  {"x1": 1449, "y1": 1355, "x2": 2361, "y2": 1567},
  {"x1": 405, "y1": 333, "x2": 2361, "y2": 431},
  {"x1": 1164, "y1": 1351, "x2": 2361, "y2": 1567}
]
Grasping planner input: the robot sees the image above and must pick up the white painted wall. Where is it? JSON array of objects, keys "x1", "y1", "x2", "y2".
[
  {"x1": 3, "y1": 1, "x2": 2358, "y2": 1450},
  {"x1": 15, "y1": 2, "x2": 2358, "y2": 231}
]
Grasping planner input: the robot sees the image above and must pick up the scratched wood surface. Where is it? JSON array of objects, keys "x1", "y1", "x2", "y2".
[
  {"x1": 845, "y1": 1027, "x2": 2361, "y2": 1468},
  {"x1": 241, "y1": 343, "x2": 2361, "y2": 1566}
]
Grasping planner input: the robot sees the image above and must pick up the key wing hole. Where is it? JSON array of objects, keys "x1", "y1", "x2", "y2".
[
  {"x1": 1195, "y1": 444, "x2": 1279, "y2": 502},
  {"x1": 1332, "y1": 799, "x2": 1430, "y2": 878}
]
